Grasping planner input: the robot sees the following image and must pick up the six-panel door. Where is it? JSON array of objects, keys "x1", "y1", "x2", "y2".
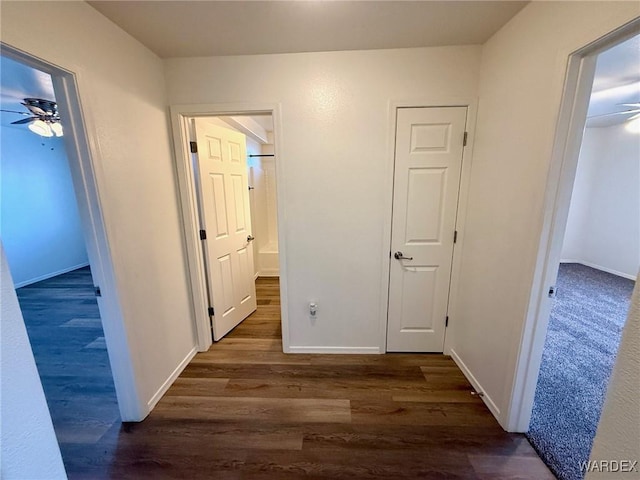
[
  {"x1": 194, "y1": 120, "x2": 257, "y2": 341},
  {"x1": 387, "y1": 107, "x2": 467, "y2": 352}
]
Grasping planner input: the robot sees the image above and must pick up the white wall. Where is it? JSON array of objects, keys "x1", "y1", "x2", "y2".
[
  {"x1": 246, "y1": 137, "x2": 263, "y2": 277},
  {"x1": 587, "y1": 277, "x2": 640, "y2": 479},
  {"x1": 165, "y1": 45, "x2": 482, "y2": 350},
  {"x1": 0, "y1": 244, "x2": 67, "y2": 479},
  {"x1": 562, "y1": 129, "x2": 599, "y2": 264},
  {"x1": 562, "y1": 125, "x2": 640, "y2": 279},
  {"x1": 250, "y1": 141, "x2": 279, "y2": 277},
  {"x1": 0, "y1": 127, "x2": 88, "y2": 287},
  {"x1": 448, "y1": 1, "x2": 640, "y2": 428},
  {"x1": 1, "y1": 1, "x2": 197, "y2": 418}
]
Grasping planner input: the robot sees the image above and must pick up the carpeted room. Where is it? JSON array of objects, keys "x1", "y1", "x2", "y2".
[{"x1": 526, "y1": 34, "x2": 639, "y2": 480}]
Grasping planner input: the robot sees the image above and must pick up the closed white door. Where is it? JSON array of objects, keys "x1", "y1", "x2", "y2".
[
  {"x1": 194, "y1": 120, "x2": 257, "y2": 341},
  {"x1": 387, "y1": 107, "x2": 467, "y2": 352}
]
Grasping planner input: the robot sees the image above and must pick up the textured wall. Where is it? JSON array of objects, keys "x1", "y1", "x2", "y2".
[
  {"x1": 1, "y1": 126, "x2": 88, "y2": 287},
  {"x1": 1, "y1": 1, "x2": 197, "y2": 419},
  {"x1": 587, "y1": 277, "x2": 640, "y2": 479},
  {"x1": 165, "y1": 45, "x2": 482, "y2": 351},
  {"x1": 562, "y1": 125, "x2": 640, "y2": 279},
  {"x1": 449, "y1": 0, "x2": 640, "y2": 428},
  {"x1": 0, "y1": 244, "x2": 67, "y2": 479}
]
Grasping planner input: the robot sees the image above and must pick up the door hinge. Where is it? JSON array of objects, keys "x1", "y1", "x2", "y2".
[
  {"x1": 463, "y1": 132, "x2": 468, "y2": 146},
  {"x1": 445, "y1": 315, "x2": 449, "y2": 327},
  {"x1": 190, "y1": 141, "x2": 198, "y2": 153},
  {"x1": 199, "y1": 229, "x2": 207, "y2": 240},
  {"x1": 208, "y1": 306, "x2": 215, "y2": 316},
  {"x1": 94, "y1": 286, "x2": 102, "y2": 297},
  {"x1": 453, "y1": 230, "x2": 458, "y2": 244}
]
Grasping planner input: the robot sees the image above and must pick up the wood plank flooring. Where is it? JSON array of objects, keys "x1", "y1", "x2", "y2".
[
  {"x1": 16, "y1": 267, "x2": 121, "y2": 450},
  {"x1": 23, "y1": 275, "x2": 555, "y2": 479}
]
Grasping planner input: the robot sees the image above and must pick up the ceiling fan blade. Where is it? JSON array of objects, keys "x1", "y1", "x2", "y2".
[
  {"x1": 0, "y1": 109, "x2": 31, "y2": 115},
  {"x1": 588, "y1": 109, "x2": 640, "y2": 119},
  {"x1": 11, "y1": 117, "x2": 37, "y2": 124},
  {"x1": 22, "y1": 103, "x2": 47, "y2": 116}
]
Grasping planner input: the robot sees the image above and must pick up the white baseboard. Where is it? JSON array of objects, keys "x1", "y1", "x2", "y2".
[
  {"x1": 14, "y1": 262, "x2": 90, "y2": 288},
  {"x1": 449, "y1": 348, "x2": 502, "y2": 422},
  {"x1": 146, "y1": 346, "x2": 197, "y2": 410},
  {"x1": 560, "y1": 260, "x2": 637, "y2": 281},
  {"x1": 258, "y1": 269, "x2": 279, "y2": 277},
  {"x1": 288, "y1": 346, "x2": 381, "y2": 354}
]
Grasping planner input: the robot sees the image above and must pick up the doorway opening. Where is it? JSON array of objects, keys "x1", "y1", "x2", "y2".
[
  {"x1": 525, "y1": 33, "x2": 639, "y2": 480},
  {"x1": 1, "y1": 39, "x2": 142, "y2": 424},
  {"x1": 0, "y1": 54, "x2": 123, "y2": 466},
  {"x1": 170, "y1": 106, "x2": 285, "y2": 352},
  {"x1": 503, "y1": 17, "x2": 640, "y2": 479}
]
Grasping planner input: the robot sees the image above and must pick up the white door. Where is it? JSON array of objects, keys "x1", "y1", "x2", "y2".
[
  {"x1": 387, "y1": 107, "x2": 467, "y2": 352},
  {"x1": 193, "y1": 119, "x2": 257, "y2": 341}
]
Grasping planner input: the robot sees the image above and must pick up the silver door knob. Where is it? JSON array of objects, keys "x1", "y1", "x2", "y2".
[
  {"x1": 394, "y1": 251, "x2": 413, "y2": 260},
  {"x1": 247, "y1": 235, "x2": 255, "y2": 242}
]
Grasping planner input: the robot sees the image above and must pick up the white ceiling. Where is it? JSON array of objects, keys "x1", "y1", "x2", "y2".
[
  {"x1": 4, "y1": 4, "x2": 634, "y2": 133},
  {"x1": 0, "y1": 55, "x2": 56, "y2": 130},
  {"x1": 88, "y1": 1, "x2": 528, "y2": 58},
  {"x1": 249, "y1": 114, "x2": 274, "y2": 133},
  {"x1": 587, "y1": 34, "x2": 640, "y2": 128}
]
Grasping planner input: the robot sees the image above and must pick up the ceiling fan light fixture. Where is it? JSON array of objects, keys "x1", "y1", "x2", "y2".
[
  {"x1": 28, "y1": 119, "x2": 53, "y2": 137},
  {"x1": 50, "y1": 122, "x2": 64, "y2": 137}
]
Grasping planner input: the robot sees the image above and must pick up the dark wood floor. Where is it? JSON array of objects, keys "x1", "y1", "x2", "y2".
[
  {"x1": 22, "y1": 274, "x2": 555, "y2": 479},
  {"x1": 16, "y1": 267, "x2": 120, "y2": 452}
]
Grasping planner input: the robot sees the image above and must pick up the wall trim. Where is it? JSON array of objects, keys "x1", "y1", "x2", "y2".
[
  {"x1": 560, "y1": 261, "x2": 637, "y2": 281},
  {"x1": 288, "y1": 346, "x2": 381, "y2": 354},
  {"x1": 146, "y1": 346, "x2": 197, "y2": 412},
  {"x1": 258, "y1": 270, "x2": 280, "y2": 277},
  {"x1": 450, "y1": 348, "x2": 501, "y2": 421},
  {"x1": 14, "y1": 262, "x2": 90, "y2": 289}
]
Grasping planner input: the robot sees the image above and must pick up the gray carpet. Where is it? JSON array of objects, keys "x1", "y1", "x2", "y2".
[{"x1": 527, "y1": 263, "x2": 635, "y2": 480}]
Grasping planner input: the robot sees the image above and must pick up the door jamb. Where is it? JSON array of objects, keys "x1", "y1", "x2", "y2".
[
  {"x1": 0, "y1": 43, "x2": 143, "y2": 420},
  {"x1": 380, "y1": 98, "x2": 478, "y2": 353},
  {"x1": 505, "y1": 19, "x2": 640, "y2": 432},
  {"x1": 169, "y1": 103, "x2": 289, "y2": 352}
]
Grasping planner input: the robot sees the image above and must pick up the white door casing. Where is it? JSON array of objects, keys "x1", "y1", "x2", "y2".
[
  {"x1": 193, "y1": 120, "x2": 257, "y2": 340},
  {"x1": 387, "y1": 107, "x2": 467, "y2": 352}
]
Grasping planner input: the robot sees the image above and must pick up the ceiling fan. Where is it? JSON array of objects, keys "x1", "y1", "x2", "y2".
[
  {"x1": 0, "y1": 98, "x2": 63, "y2": 137},
  {"x1": 588, "y1": 103, "x2": 640, "y2": 121}
]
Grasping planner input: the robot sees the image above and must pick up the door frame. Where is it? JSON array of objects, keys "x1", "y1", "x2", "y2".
[
  {"x1": 381, "y1": 99, "x2": 478, "y2": 353},
  {"x1": 505, "y1": 19, "x2": 640, "y2": 432},
  {"x1": 1, "y1": 43, "x2": 143, "y2": 420},
  {"x1": 169, "y1": 103, "x2": 289, "y2": 352}
]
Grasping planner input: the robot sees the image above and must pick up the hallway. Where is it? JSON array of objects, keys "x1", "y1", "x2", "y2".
[{"x1": 35, "y1": 276, "x2": 554, "y2": 479}]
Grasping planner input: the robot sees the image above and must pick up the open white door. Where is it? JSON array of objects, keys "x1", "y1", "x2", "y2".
[
  {"x1": 387, "y1": 107, "x2": 467, "y2": 352},
  {"x1": 193, "y1": 119, "x2": 257, "y2": 341}
]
